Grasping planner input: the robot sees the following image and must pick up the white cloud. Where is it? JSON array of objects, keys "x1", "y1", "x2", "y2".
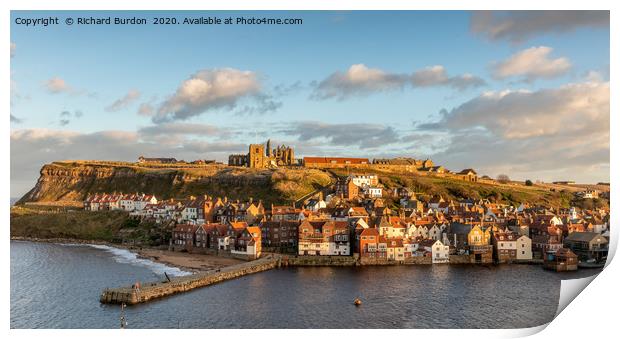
[
  {"x1": 492, "y1": 46, "x2": 571, "y2": 81},
  {"x1": 471, "y1": 11, "x2": 609, "y2": 43},
  {"x1": 154, "y1": 68, "x2": 269, "y2": 122},
  {"x1": 44, "y1": 77, "x2": 71, "y2": 94},
  {"x1": 412, "y1": 65, "x2": 486, "y2": 89},
  {"x1": 10, "y1": 42, "x2": 16, "y2": 58},
  {"x1": 312, "y1": 64, "x2": 407, "y2": 100},
  {"x1": 313, "y1": 64, "x2": 485, "y2": 100},
  {"x1": 105, "y1": 89, "x2": 141, "y2": 112},
  {"x1": 418, "y1": 81, "x2": 610, "y2": 182}
]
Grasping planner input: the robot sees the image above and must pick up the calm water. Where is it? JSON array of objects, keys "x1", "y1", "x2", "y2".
[{"x1": 10, "y1": 241, "x2": 601, "y2": 329}]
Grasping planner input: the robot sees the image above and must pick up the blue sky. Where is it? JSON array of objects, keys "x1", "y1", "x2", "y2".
[{"x1": 10, "y1": 11, "x2": 610, "y2": 196}]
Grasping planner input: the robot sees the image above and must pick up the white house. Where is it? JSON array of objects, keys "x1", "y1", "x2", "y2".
[
  {"x1": 350, "y1": 174, "x2": 378, "y2": 187},
  {"x1": 425, "y1": 240, "x2": 450, "y2": 263},
  {"x1": 516, "y1": 235, "x2": 533, "y2": 260},
  {"x1": 134, "y1": 195, "x2": 158, "y2": 211},
  {"x1": 366, "y1": 187, "x2": 383, "y2": 198}
]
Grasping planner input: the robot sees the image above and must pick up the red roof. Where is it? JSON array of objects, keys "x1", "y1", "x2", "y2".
[{"x1": 304, "y1": 157, "x2": 369, "y2": 164}]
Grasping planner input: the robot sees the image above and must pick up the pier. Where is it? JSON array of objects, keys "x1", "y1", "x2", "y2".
[{"x1": 100, "y1": 255, "x2": 280, "y2": 305}]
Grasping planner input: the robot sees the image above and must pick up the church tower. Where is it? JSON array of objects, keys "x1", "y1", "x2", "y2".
[{"x1": 266, "y1": 139, "x2": 272, "y2": 157}]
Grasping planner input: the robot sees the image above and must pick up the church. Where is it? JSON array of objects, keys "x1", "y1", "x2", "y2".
[{"x1": 228, "y1": 139, "x2": 295, "y2": 168}]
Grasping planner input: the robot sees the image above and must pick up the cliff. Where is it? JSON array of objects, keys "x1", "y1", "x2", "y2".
[{"x1": 17, "y1": 161, "x2": 333, "y2": 206}]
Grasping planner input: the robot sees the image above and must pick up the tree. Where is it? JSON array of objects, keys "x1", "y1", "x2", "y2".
[
  {"x1": 497, "y1": 174, "x2": 510, "y2": 184},
  {"x1": 525, "y1": 179, "x2": 533, "y2": 186}
]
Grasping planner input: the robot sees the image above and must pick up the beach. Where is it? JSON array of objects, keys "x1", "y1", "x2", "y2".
[{"x1": 134, "y1": 248, "x2": 244, "y2": 272}]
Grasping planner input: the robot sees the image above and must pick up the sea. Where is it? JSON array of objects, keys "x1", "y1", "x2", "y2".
[{"x1": 10, "y1": 240, "x2": 601, "y2": 329}]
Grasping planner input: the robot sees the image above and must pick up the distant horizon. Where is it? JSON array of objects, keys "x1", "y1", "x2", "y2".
[{"x1": 10, "y1": 10, "x2": 610, "y2": 197}]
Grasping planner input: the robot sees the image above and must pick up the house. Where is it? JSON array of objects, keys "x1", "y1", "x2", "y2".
[
  {"x1": 532, "y1": 225, "x2": 563, "y2": 257},
  {"x1": 428, "y1": 224, "x2": 443, "y2": 241},
  {"x1": 456, "y1": 169, "x2": 478, "y2": 182},
  {"x1": 138, "y1": 156, "x2": 177, "y2": 164},
  {"x1": 492, "y1": 230, "x2": 518, "y2": 263},
  {"x1": 361, "y1": 186, "x2": 383, "y2": 198},
  {"x1": 358, "y1": 228, "x2": 383, "y2": 258},
  {"x1": 335, "y1": 177, "x2": 359, "y2": 200},
  {"x1": 420, "y1": 239, "x2": 449, "y2": 263},
  {"x1": 208, "y1": 223, "x2": 228, "y2": 250},
  {"x1": 298, "y1": 221, "x2": 329, "y2": 255},
  {"x1": 467, "y1": 225, "x2": 493, "y2": 263},
  {"x1": 543, "y1": 248, "x2": 578, "y2": 271},
  {"x1": 428, "y1": 195, "x2": 445, "y2": 209},
  {"x1": 259, "y1": 220, "x2": 300, "y2": 250},
  {"x1": 271, "y1": 205, "x2": 304, "y2": 222},
  {"x1": 386, "y1": 238, "x2": 405, "y2": 262},
  {"x1": 563, "y1": 232, "x2": 608, "y2": 262},
  {"x1": 577, "y1": 189, "x2": 599, "y2": 199},
  {"x1": 324, "y1": 221, "x2": 350, "y2": 255},
  {"x1": 231, "y1": 226, "x2": 262, "y2": 259},
  {"x1": 303, "y1": 157, "x2": 370, "y2": 168},
  {"x1": 194, "y1": 224, "x2": 212, "y2": 248},
  {"x1": 298, "y1": 220, "x2": 350, "y2": 256},
  {"x1": 172, "y1": 224, "x2": 198, "y2": 248},
  {"x1": 516, "y1": 235, "x2": 533, "y2": 260},
  {"x1": 304, "y1": 199, "x2": 327, "y2": 212},
  {"x1": 181, "y1": 198, "x2": 201, "y2": 221},
  {"x1": 350, "y1": 174, "x2": 379, "y2": 187}
]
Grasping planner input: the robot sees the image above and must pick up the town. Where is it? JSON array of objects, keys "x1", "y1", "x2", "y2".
[{"x1": 83, "y1": 144, "x2": 610, "y2": 271}]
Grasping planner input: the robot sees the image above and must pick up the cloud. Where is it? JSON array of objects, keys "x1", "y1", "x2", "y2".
[
  {"x1": 137, "y1": 103, "x2": 155, "y2": 116},
  {"x1": 105, "y1": 89, "x2": 141, "y2": 112},
  {"x1": 57, "y1": 110, "x2": 84, "y2": 126},
  {"x1": 281, "y1": 121, "x2": 400, "y2": 149},
  {"x1": 492, "y1": 46, "x2": 571, "y2": 81},
  {"x1": 418, "y1": 81, "x2": 609, "y2": 181},
  {"x1": 137, "y1": 122, "x2": 228, "y2": 143},
  {"x1": 312, "y1": 64, "x2": 485, "y2": 100},
  {"x1": 10, "y1": 42, "x2": 16, "y2": 58},
  {"x1": 412, "y1": 65, "x2": 487, "y2": 90},
  {"x1": 312, "y1": 64, "x2": 408, "y2": 100},
  {"x1": 10, "y1": 114, "x2": 23, "y2": 123},
  {"x1": 154, "y1": 68, "x2": 269, "y2": 123},
  {"x1": 44, "y1": 77, "x2": 71, "y2": 94},
  {"x1": 471, "y1": 11, "x2": 609, "y2": 43},
  {"x1": 10, "y1": 128, "x2": 245, "y2": 197}
]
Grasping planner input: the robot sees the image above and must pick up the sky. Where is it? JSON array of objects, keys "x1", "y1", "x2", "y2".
[{"x1": 10, "y1": 10, "x2": 610, "y2": 197}]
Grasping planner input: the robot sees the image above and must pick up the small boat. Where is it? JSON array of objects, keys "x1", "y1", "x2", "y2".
[
  {"x1": 578, "y1": 259, "x2": 606, "y2": 269},
  {"x1": 353, "y1": 298, "x2": 362, "y2": 306}
]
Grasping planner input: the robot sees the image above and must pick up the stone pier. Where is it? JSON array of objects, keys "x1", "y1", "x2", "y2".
[{"x1": 100, "y1": 255, "x2": 279, "y2": 305}]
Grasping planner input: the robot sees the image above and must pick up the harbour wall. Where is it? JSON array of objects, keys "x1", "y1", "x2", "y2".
[{"x1": 100, "y1": 256, "x2": 279, "y2": 305}]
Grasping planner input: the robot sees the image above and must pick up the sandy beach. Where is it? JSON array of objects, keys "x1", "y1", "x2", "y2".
[{"x1": 135, "y1": 248, "x2": 244, "y2": 272}]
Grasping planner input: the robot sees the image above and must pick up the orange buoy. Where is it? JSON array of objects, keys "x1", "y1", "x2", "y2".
[{"x1": 354, "y1": 298, "x2": 362, "y2": 306}]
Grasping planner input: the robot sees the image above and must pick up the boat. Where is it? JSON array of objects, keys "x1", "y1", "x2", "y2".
[
  {"x1": 354, "y1": 298, "x2": 362, "y2": 306},
  {"x1": 578, "y1": 258, "x2": 606, "y2": 269}
]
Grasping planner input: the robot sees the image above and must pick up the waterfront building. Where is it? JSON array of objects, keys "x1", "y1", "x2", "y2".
[
  {"x1": 231, "y1": 226, "x2": 262, "y2": 259},
  {"x1": 516, "y1": 235, "x2": 533, "y2": 260},
  {"x1": 492, "y1": 230, "x2": 518, "y2": 263},
  {"x1": 563, "y1": 232, "x2": 609, "y2": 262},
  {"x1": 258, "y1": 220, "x2": 300, "y2": 251}
]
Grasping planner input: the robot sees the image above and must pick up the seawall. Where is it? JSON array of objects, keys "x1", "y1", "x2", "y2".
[{"x1": 100, "y1": 255, "x2": 279, "y2": 305}]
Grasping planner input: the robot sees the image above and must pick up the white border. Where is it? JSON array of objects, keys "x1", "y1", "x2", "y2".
[{"x1": 4, "y1": 1, "x2": 616, "y2": 338}]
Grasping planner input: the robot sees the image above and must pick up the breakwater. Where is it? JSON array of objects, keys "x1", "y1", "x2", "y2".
[{"x1": 100, "y1": 255, "x2": 279, "y2": 305}]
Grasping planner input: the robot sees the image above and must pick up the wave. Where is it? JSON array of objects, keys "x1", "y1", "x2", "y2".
[{"x1": 59, "y1": 243, "x2": 192, "y2": 277}]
